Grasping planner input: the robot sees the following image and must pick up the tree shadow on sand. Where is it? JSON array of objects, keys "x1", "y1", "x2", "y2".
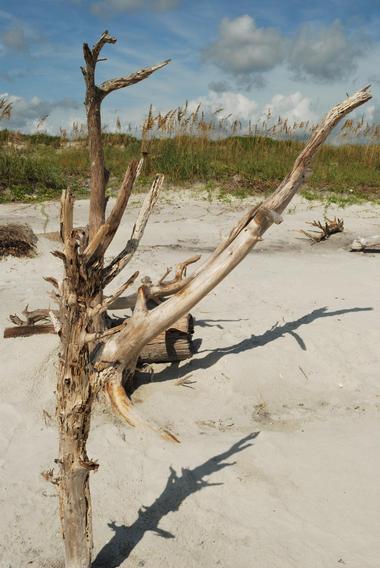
[
  {"x1": 93, "y1": 432, "x2": 259, "y2": 568},
  {"x1": 143, "y1": 306, "x2": 372, "y2": 385}
]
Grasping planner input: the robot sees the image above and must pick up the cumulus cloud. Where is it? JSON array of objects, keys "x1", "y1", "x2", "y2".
[
  {"x1": 204, "y1": 15, "x2": 370, "y2": 87},
  {"x1": 204, "y1": 15, "x2": 286, "y2": 81},
  {"x1": 1, "y1": 94, "x2": 82, "y2": 133},
  {"x1": 188, "y1": 91, "x2": 259, "y2": 122},
  {"x1": 263, "y1": 92, "x2": 317, "y2": 123},
  {"x1": 188, "y1": 90, "x2": 316, "y2": 126},
  {"x1": 91, "y1": 0, "x2": 179, "y2": 15},
  {"x1": 289, "y1": 21, "x2": 370, "y2": 82},
  {"x1": 189, "y1": 91, "x2": 319, "y2": 130}
]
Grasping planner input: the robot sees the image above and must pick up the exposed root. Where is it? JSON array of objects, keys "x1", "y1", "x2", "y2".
[{"x1": 106, "y1": 380, "x2": 180, "y2": 443}]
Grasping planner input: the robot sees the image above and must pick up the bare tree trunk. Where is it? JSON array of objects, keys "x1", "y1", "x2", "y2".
[{"x1": 55, "y1": 191, "x2": 98, "y2": 568}]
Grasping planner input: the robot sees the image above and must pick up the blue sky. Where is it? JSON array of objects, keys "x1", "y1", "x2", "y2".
[{"x1": 1, "y1": 0, "x2": 379, "y2": 133}]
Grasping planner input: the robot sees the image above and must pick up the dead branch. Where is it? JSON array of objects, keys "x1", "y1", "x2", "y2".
[
  {"x1": 89, "y1": 271, "x2": 139, "y2": 317},
  {"x1": 10, "y1": 307, "x2": 53, "y2": 326},
  {"x1": 300, "y1": 217, "x2": 344, "y2": 243},
  {"x1": 102, "y1": 173, "x2": 164, "y2": 286},
  {"x1": 84, "y1": 159, "x2": 140, "y2": 264},
  {"x1": 99, "y1": 59, "x2": 171, "y2": 99},
  {"x1": 4, "y1": 43, "x2": 371, "y2": 568}
]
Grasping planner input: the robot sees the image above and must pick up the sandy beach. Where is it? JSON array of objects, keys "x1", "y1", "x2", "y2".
[{"x1": 0, "y1": 191, "x2": 379, "y2": 568}]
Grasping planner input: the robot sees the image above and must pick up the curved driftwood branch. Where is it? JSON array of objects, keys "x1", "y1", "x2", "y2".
[{"x1": 99, "y1": 86, "x2": 372, "y2": 371}]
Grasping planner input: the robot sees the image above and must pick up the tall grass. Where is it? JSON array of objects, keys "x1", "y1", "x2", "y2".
[{"x1": 1, "y1": 102, "x2": 380, "y2": 203}]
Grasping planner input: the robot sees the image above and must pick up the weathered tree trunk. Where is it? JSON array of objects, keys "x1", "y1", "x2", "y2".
[
  {"x1": 57, "y1": 328, "x2": 93, "y2": 568},
  {"x1": 55, "y1": 191, "x2": 98, "y2": 568}
]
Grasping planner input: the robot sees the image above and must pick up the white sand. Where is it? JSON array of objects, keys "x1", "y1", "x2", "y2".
[{"x1": 0, "y1": 192, "x2": 379, "y2": 567}]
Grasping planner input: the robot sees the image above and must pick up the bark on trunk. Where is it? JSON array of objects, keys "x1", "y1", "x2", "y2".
[
  {"x1": 55, "y1": 190, "x2": 100, "y2": 568},
  {"x1": 56, "y1": 268, "x2": 95, "y2": 568},
  {"x1": 57, "y1": 302, "x2": 94, "y2": 567}
]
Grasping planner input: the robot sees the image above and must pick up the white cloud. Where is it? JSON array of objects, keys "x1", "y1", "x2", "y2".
[
  {"x1": 289, "y1": 21, "x2": 370, "y2": 82},
  {"x1": 204, "y1": 15, "x2": 370, "y2": 86},
  {"x1": 91, "y1": 0, "x2": 179, "y2": 14},
  {"x1": 188, "y1": 90, "x2": 316, "y2": 126},
  {"x1": 1, "y1": 94, "x2": 83, "y2": 133},
  {"x1": 188, "y1": 91, "x2": 259, "y2": 122},
  {"x1": 263, "y1": 92, "x2": 317, "y2": 123},
  {"x1": 204, "y1": 16, "x2": 286, "y2": 80}
]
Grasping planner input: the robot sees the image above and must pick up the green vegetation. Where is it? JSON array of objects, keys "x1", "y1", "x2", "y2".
[{"x1": 1, "y1": 124, "x2": 380, "y2": 204}]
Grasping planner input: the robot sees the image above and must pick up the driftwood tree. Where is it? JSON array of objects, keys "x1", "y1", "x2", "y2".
[{"x1": 4, "y1": 30, "x2": 372, "y2": 568}]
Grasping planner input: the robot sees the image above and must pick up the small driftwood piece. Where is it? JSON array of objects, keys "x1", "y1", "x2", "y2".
[
  {"x1": 350, "y1": 235, "x2": 380, "y2": 252},
  {"x1": 300, "y1": 217, "x2": 344, "y2": 243},
  {"x1": 4, "y1": 324, "x2": 54, "y2": 338},
  {"x1": 0, "y1": 223, "x2": 37, "y2": 258}
]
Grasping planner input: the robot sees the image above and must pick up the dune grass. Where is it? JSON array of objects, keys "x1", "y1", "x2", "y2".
[{"x1": 1, "y1": 112, "x2": 380, "y2": 204}]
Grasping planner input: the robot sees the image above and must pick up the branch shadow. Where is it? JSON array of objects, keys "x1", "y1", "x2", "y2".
[
  {"x1": 147, "y1": 306, "x2": 373, "y2": 384},
  {"x1": 93, "y1": 432, "x2": 259, "y2": 568}
]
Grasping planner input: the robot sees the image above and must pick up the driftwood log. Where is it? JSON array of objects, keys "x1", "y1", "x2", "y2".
[
  {"x1": 5, "y1": 28, "x2": 372, "y2": 568},
  {"x1": 4, "y1": 311, "x2": 194, "y2": 362}
]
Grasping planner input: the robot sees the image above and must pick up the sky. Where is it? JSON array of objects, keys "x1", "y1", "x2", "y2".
[{"x1": 1, "y1": 0, "x2": 380, "y2": 133}]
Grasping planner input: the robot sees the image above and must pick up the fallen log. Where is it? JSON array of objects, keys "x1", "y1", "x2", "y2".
[
  {"x1": 140, "y1": 314, "x2": 194, "y2": 363},
  {"x1": 3, "y1": 313, "x2": 195, "y2": 362},
  {"x1": 350, "y1": 235, "x2": 380, "y2": 252}
]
